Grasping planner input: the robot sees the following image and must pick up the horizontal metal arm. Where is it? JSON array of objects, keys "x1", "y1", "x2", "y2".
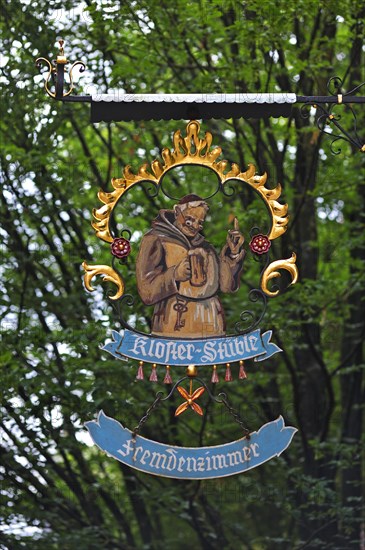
[{"x1": 36, "y1": 43, "x2": 364, "y2": 152}]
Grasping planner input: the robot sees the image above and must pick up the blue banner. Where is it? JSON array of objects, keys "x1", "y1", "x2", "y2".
[
  {"x1": 85, "y1": 411, "x2": 297, "y2": 479},
  {"x1": 103, "y1": 329, "x2": 281, "y2": 366}
]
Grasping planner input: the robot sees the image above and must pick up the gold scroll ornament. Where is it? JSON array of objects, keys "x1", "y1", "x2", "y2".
[
  {"x1": 261, "y1": 254, "x2": 298, "y2": 297},
  {"x1": 82, "y1": 262, "x2": 124, "y2": 300}
]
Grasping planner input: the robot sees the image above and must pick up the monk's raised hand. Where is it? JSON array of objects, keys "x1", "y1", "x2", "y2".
[
  {"x1": 227, "y1": 217, "x2": 244, "y2": 255},
  {"x1": 174, "y1": 257, "x2": 191, "y2": 282}
]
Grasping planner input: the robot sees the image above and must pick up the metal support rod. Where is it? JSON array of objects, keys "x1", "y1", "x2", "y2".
[
  {"x1": 36, "y1": 43, "x2": 364, "y2": 152},
  {"x1": 55, "y1": 62, "x2": 65, "y2": 99},
  {"x1": 56, "y1": 94, "x2": 365, "y2": 104},
  {"x1": 296, "y1": 95, "x2": 365, "y2": 104}
]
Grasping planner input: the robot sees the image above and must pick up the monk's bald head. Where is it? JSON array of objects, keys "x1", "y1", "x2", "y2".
[{"x1": 174, "y1": 195, "x2": 209, "y2": 239}]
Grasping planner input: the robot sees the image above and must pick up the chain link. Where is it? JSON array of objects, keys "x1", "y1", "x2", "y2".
[
  {"x1": 218, "y1": 393, "x2": 251, "y2": 438},
  {"x1": 132, "y1": 391, "x2": 164, "y2": 436},
  {"x1": 132, "y1": 386, "x2": 251, "y2": 445}
]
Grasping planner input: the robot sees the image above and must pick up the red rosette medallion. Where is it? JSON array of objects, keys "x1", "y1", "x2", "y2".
[
  {"x1": 111, "y1": 237, "x2": 131, "y2": 258},
  {"x1": 249, "y1": 234, "x2": 271, "y2": 255}
]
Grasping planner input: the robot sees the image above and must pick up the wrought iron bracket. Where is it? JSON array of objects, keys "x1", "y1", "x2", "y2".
[
  {"x1": 299, "y1": 77, "x2": 365, "y2": 154},
  {"x1": 36, "y1": 43, "x2": 364, "y2": 154}
]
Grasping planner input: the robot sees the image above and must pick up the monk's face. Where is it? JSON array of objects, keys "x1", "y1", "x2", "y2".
[{"x1": 175, "y1": 205, "x2": 207, "y2": 238}]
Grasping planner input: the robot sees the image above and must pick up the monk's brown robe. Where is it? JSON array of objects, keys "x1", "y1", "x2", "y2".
[{"x1": 136, "y1": 210, "x2": 245, "y2": 338}]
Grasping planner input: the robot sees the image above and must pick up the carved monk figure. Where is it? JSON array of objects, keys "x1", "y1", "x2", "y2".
[{"x1": 136, "y1": 194, "x2": 245, "y2": 338}]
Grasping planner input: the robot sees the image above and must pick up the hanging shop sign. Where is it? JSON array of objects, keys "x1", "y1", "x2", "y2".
[
  {"x1": 86, "y1": 412, "x2": 296, "y2": 480},
  {"x1": 103, "y1": 328, "x2": 281, "y2": 365},
  {"x1": 34, "y1": 41, "x2": 364, "y2": 480},
  {"x1": 82, "y1": 120, "x2": 299, "y2": 478}
]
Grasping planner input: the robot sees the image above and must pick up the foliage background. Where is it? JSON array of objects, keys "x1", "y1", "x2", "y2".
[{"x1": 1, "y1": 1, "x2": 364, "y2": 548}]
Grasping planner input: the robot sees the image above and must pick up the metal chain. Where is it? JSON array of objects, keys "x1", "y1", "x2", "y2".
[
  {"x1": 132, "y1": 391, "x2": 164, "y2": 436},
  {"x1": 218, "y1": 393, "x2": 251, "y2": 439},
  {"x1": 131, "y1": 392, "x2": 165, "y2": 463},
  {"x1": 132, "y1": 383, "x2": 251, "y2": 443}
]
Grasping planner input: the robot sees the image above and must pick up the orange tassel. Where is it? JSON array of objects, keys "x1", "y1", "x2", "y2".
[
  {"x1": 163, "y1": 365, "x2": 172, "y2": 384},
  {"x1": 211, "y1": 365, "x2": 219, "y2": 383},
  {"x1": 149, "y1": 363, "x2": 158, "y2": 382},
  {"x1": 136, "y1": 361, "x2": 144, "y2": 380},
  {"x1": 239, "y1": 360, "x2": 247, "y2": 379},
  {"x1": 225, "y1": 363, "x2": 233, "y2": 382}
]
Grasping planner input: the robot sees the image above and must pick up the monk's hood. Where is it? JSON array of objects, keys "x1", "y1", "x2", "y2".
[{"x1": 150, "y1": 209, "x2": 205, "y2": 248}]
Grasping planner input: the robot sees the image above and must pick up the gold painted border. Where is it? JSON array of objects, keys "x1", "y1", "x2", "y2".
[{"x1": 92, "y1": 120, "x2": 288, "y2": 243}]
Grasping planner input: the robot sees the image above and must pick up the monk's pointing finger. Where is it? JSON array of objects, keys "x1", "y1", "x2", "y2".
[{"x1": 234, "y1": 217, "x2": 239, "y2": 230}]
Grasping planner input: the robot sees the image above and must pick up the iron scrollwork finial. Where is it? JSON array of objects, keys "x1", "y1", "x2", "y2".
[
  {"x1": 36, "y1": 39, "x2": 86, "y2": 99},
  {"x1": 301, "y1": 76, "x2": 365, "y2": 154}
]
